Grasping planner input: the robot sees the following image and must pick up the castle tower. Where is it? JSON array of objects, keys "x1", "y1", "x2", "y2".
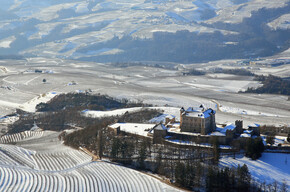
[
  {"x1": 235, "y1": 120, "x2": 243, "y2": 134},
  {"x1": 179, "y1": 107, "x2": 185, "y2": 128}
]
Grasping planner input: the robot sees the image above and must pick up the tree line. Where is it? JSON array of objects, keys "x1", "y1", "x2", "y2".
[{"x1": 242, "y1": 75, "x2": 290, "y2": 95}]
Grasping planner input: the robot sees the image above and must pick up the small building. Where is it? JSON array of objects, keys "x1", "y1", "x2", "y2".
[
  {"x1": 149, "y1": 124, "x2": 168, "y2": 144},
  {"x1": 108, "y1": 123, "x2": 156, "y2": 137},
  {"x1": 247, "y1": 123, "x2": 260, "y2": 136},
  {"x1": 164, "y1": 115, "x2": 175, "y2": 124},
  {"x1": 221, "y1": 123, "x2": 237, "y2": 144}
]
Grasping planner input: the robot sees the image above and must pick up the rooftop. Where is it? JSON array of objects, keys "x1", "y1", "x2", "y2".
[
  {"x1": 183, "y1": 107, "x2": 215, "y2": 119},
  {"x1": 220, "y1": 123, "x2": 236, "y2": 133},
  {"x1": 248, "y1": 123, "x2": 260, "y2": 128},
  {"x1": 240, "y1": 133, "x2": 251, "y2": 138},
  {"x1": 109, "y1": 123, "x2": 156, "y2": 137},
  {"x1": 210, "y1": 131, "x2": 226, "y2": 136}
]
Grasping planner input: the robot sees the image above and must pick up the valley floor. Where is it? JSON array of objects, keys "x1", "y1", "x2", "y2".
[{"x1": 0, "y1": 58, "x2": 290, "y2": 128}]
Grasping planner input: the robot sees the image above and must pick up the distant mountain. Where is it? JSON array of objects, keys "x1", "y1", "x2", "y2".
[{"x1": 0, "y1": 0, "x2": 289, "y2": 63}]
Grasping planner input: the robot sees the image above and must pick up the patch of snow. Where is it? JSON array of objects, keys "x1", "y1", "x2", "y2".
[
  {"x1": 220, "y1": 123, "x2": 236, "y2": 133},
  {"x1": 220, "y1": 105, "x2": 283, "y2": 117},
  {"x1": 240, "y1": 133, "x2": 251, "y2": 138},
  {"x1": 109, "y1": 123, "x2": 156, "y2": 137},
  {"x1": 268, "y1": 14, "x2": 290, "y2": 30},
  {"x1": 149, "y1": 114, "x2": 175, "y2": 123},
  {"x1": 20, "y1": 92, "x2": 59, "y2": 112},
  {"x1": 82, "y1": 107, "x2": 143, "y2": 118},
  {"x1": 0, "y1": 36, "x2": 16, "y2": 48},
  {"x1": 210, "y1": 131, "x2": 226, "y2": 136}
]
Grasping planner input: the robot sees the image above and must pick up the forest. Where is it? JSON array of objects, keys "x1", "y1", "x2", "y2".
[
  {"x1": 9, "y1": 93, "x2": 153, "y2": 133},
  {"x1": 243, "y1": 75, "x2": 290, "y2": 95},
  {"x1": 212, "y1": 68, "x2": 255, "y2": 76}
]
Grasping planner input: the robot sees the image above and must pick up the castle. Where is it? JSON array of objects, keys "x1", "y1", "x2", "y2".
[
  {"x1": 108, "y1": 105, "x2": 260, "y2": 146},
  {"x1": 179, "y1": 105, "x2": 216, "y2": 135}
]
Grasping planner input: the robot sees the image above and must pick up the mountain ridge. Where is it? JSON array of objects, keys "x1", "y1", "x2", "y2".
[{"x1": 0, "y1": 0, "x2": 289, "y2": 63}]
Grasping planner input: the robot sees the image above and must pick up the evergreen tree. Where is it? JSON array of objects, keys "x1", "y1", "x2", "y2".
[
  {"x1": 206, "y1": 166, "x2": 215, "y2": 191},
  {"x1": 281, "y1": 181, "x2": 287, "y2": 192},
  {"x1": 266, "y1": 133, "x2": 275, "y2": 146},
  {"x1": 195, "y1": 161, "x2": 202, "y2": 187},
  {"x1": 245, "y1": 137, "x2": 264, "y2": 160},
  {"x1": 211, "y1": 137, "x2": 220, "y2": 165},
  {"x1": 111, "y1": 137, "x2": 121, "y2": 159},
  {"x1": 185, "y1": 161, "x2": 195, "y2": 188},
  {"x1": 138, "y1": 141, "x2": 147, "y2": 169},
  {"x1": 97, "y1": 129, "x2": 104, "y2": 159},
  {"x1": 155, "y1": 149, "x2": 163, "y2": 174},
  {"x1": 175, "y1": 162, "x2": 185, "y2": 186},
  {"x1": 237, "y1": 164, "x2": 251, "y2": 191}
]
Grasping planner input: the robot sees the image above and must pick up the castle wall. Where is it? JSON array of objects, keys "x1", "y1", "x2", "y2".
[
  {"x1": 167, "y1": 131, "x2": 230, "y2": 145},
  {"x1": 180, "y1": 115, "x2": 205, "y2": 133}
]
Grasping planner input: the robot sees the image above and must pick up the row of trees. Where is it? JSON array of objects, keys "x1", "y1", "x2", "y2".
[
  {"x1": 212, "y1": 68, "x2": 255, "y2": 76},
  {"x1": 206, "y1": 164, "x2": 252, "y2": 192}
]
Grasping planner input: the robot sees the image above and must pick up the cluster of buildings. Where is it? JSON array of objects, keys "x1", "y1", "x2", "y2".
[{"x1": 108, "y1": 105, "x2": 260, "y2": 146}]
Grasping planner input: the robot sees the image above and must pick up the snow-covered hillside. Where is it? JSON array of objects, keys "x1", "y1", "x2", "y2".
[
  {"x1": 220, "y1": 153, "x2": 290, "y2": 189},
  {"x1": 0, "y1": 0, "x2": 289, "y2": 61},
  {"x1": 0, "y1": 130, "x2": 180, "y2": 191}
]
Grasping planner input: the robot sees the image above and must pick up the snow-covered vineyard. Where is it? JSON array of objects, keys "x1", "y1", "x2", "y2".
[
  {"x1": 0, "y1": 161, "x2": 178, "y2": 192},
  {"x1": 0, "y1": 131, "x2": 180, "y2": 192},
  {"x1": 0, "y1": 131, "x2": 43, "y2": 144}
]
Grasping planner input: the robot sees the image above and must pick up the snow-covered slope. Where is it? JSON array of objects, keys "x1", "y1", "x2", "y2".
[
  {"x1": 0, "y1": 0, "x2": 289, "y2": 61},
  {"x1": 220, "y1": 153, "x2": 290, "y2": 189},
  {"x1": 0, "y1": 130, "x2": 180, "y2": 191}
]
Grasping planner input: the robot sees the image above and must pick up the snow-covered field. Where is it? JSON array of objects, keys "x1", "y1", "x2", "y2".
[
  {"x1": 0, "y1": 130, "x2": 181, "y2": 191},
  {"x1": 220, "y1": 153, "x2": 290, "y2": 189},
  {"x1": 83, "y1": 107, "x2": 143, "y2": 118},
  {"x1": 0, "y1": 58, "x2": 290, "y2": 128}
]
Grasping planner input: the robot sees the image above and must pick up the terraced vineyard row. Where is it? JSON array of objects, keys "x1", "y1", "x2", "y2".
[
  {"x1": 0, "y1": 131, "x2": 44, "y2": 144},
  {"x1": 0, "y1": 130, "x2": 180, "y2": 191},
  {"x1": 32, "y1": 151, "x2": 91, "y2": 171},
  {"x1": 0, "y1": 161, "x2": 179, "y2": 192},
  {"x1": 0, "y1": 144, "x2": 92, "y2": 170}
]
